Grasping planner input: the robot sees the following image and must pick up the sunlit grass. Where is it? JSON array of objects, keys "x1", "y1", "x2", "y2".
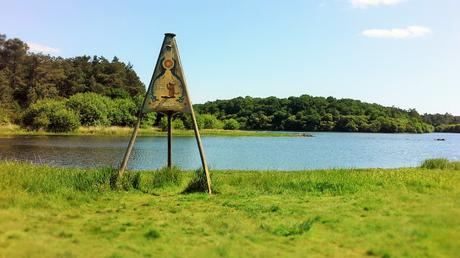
[{"x1": 0, "y1": 160, "x2": 459, "y2": 257}]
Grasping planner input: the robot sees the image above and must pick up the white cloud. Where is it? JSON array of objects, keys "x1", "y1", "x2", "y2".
[
  {"x1": 351, "y1": 0, "x2": 404, "y2": 8},
  {"x1": 27, "y1": 42, "x2": 60, "y2": 55},
  {"x1": 362, "y1": 26, "x2": 431, "y2": 39}
]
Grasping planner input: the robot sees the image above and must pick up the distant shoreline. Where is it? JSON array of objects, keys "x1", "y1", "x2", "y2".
[
  {"x1": 0, "y1": 124, "x2": 457, "y2": 137},
  {"x1": 0, "y1": 124, "x2": 303, "y2": 137}
]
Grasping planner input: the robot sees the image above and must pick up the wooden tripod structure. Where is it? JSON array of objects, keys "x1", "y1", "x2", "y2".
[{"x1": 117, "y1": 33, "x2": 212, "y2": 194}]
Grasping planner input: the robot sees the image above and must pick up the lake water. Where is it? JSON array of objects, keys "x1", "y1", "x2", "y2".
[{"x1": 0, "y1": 133, "x2": 459, "y2": 170}]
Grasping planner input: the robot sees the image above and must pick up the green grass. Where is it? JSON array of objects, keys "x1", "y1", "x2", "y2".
[
  {"x1": 0, "y1": 124, "x2": 301, "y2": 137},
  {"x1": 421, "y1": 158, "x2": 460, "y2": 170},
  {"x1": 150, "y1": 166, "x2": 183, "y2": 188},
  {"x1": 0, "y1": 161, "x2": 459, "y2": 257}
]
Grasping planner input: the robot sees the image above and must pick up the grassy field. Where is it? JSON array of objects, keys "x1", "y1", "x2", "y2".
[
  {"x1": 0, "y1": 124, "x2": 301, "y2": 137},
  {"x1": 0, "y1": 161, "x2": 459, "y2": 258}
]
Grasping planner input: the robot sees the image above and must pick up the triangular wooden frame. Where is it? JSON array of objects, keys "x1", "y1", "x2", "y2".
[{"x1": 117, "y1": 33, "x2": 212, "y2": 194}]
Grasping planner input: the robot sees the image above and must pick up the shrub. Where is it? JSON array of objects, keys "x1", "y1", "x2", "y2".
[
  {"x1": 109, "y1": 98, "x2": 137, "y2": 126},
  {"x1": 173, "y1": 119, "x2": 185, "y2": 130},
  {"x1": 67, "y1": 93, "x2": 111, "y2": 126},
  {"x1": 22, "y1": 99, "x2": 80, "y2": 132},
  {"x1": 140, "y1": 112, "x2": 157, "y2": 128},
  {"x1": 201, "y1": 114, "x2": 223, "y2": 129},
  {"x1": 223, "y1": 118, "x2": 240, "y2": 130},
  {"x1": 195, "y1": 114, "x2": 205, "y2": 129},
  {"x1": 182, "y1": 114, "x2": 225, "y2": 130},
  {"x1": 134, "y1": 94, "x2": 158, "y2": 128},
  {"x1": 0, "y1": 108, "x2": 10, "y2": 125},
  {"x1": 32, "y1": 112, "x2": 50, "y2": 129},
  {"x1": 182, "y1": 114, "x2": 203, "y2": 129},
  {"x1": 159, "y1": 116, "x2": 185, "y2": 131},
  {"x1": 48, "y1": 109, "x2": 80, "y2": 132}
]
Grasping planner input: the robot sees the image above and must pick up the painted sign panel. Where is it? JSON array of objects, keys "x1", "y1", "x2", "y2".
[{"x1": 143, "y1": 33, "x2": 191, "y2": 114}]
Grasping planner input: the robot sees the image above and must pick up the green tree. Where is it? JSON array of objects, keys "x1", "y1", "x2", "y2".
[
  {"x1": 200, "y1": 114, "x2": 223, "y2": 129},
  {"x1": 109, "y1": 98, "x2": 137, "y2": 126},
  {"x1": 1, "y1": 34, "x2": 145, "y2": 114},
  {"x1": 22, "y1": 99, "x2": 80, "y2": 132},
  {"x1": 67, "y1": 92, "x2": 111, "y2": 126},
  {"x1": 223, "y1": 118, "x2": 240, "y2": 130}
]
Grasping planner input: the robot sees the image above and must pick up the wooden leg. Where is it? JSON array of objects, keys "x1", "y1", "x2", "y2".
[
  {"x1": 189, "y1": 112, "x2": 212, "y2": 194},
  {"x1": 167, "y1": 112, "x2": 172, "y2": 169},
  {"x1": 118, "y1": 116, "x2": 142, "y2": 181}
]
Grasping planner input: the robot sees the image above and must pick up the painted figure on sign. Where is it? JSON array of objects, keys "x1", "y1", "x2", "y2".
[
  {"x1": 161, "y1": 82, "x2": 176, "y2": 99},
  {"x1": 167, "y1": 82, "x2": 176, "y2": 98}
]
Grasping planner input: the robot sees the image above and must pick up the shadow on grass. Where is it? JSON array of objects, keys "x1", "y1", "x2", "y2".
[
  {"x1": 182, "y1": 169, "x2": 214, "y2": 194},
  {"x1": 260, "y1": 216, "x2": 321, "y2": 237}
]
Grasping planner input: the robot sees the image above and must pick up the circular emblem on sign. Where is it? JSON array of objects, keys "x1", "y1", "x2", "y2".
[{"x1": 163, "y1": 59, "x2": 174, "y2": 69}]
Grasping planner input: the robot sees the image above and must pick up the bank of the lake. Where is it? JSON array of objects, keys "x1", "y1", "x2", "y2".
[
  {"x1": 0, "y1": 161, "x2": 459, "y2": 258},
  {"x1": 0, "y1": 124, "x2": 299, "y2": 137}
]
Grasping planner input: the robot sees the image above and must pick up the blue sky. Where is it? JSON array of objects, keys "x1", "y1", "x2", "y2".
[{"x1": 1, "y1": 0, "x2": 459, "y2": 114}]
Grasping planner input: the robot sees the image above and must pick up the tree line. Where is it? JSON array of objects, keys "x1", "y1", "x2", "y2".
[
  {"x1": 421, "y1": 113, "x2": 460, "y2": 132},
  {"x1": 0, "y1": 34, "x2": 458, "y2": 133},
  {"x1": 193, "y1": 96, "x2": 438, "y2": 133},
  {"x1": 0, "y1": 34, "x2": 144, "y2": 122}
]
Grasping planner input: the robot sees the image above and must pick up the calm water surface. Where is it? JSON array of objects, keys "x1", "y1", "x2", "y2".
[{"x1": 0, "y1": 133, "x2": 459, "y2": 170}]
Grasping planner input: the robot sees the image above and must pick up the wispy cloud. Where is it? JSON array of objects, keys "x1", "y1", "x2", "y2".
[
  {"x1": 351, "y1": 0, "x2": 404, "y2": 8},
  {"x1": 362, "y1": 26, "x2": 431, "y2": 39},
  {"x1": 27, "y1": 42, "x2": 60, "y2": 55}
]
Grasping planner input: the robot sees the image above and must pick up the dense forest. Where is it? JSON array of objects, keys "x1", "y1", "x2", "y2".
[
  {"x1": 0, "y1": 34, "x2": 144, "y2": 118},
  {"x1": 0, "y1": 34, "x2": 150, "y2": 131},
  {"x1": 194, "y1": 96, "x2": 437, "y2": 133},
  {"x1": 0, "y1": 34, "x2": 458, "y2": 133}
]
